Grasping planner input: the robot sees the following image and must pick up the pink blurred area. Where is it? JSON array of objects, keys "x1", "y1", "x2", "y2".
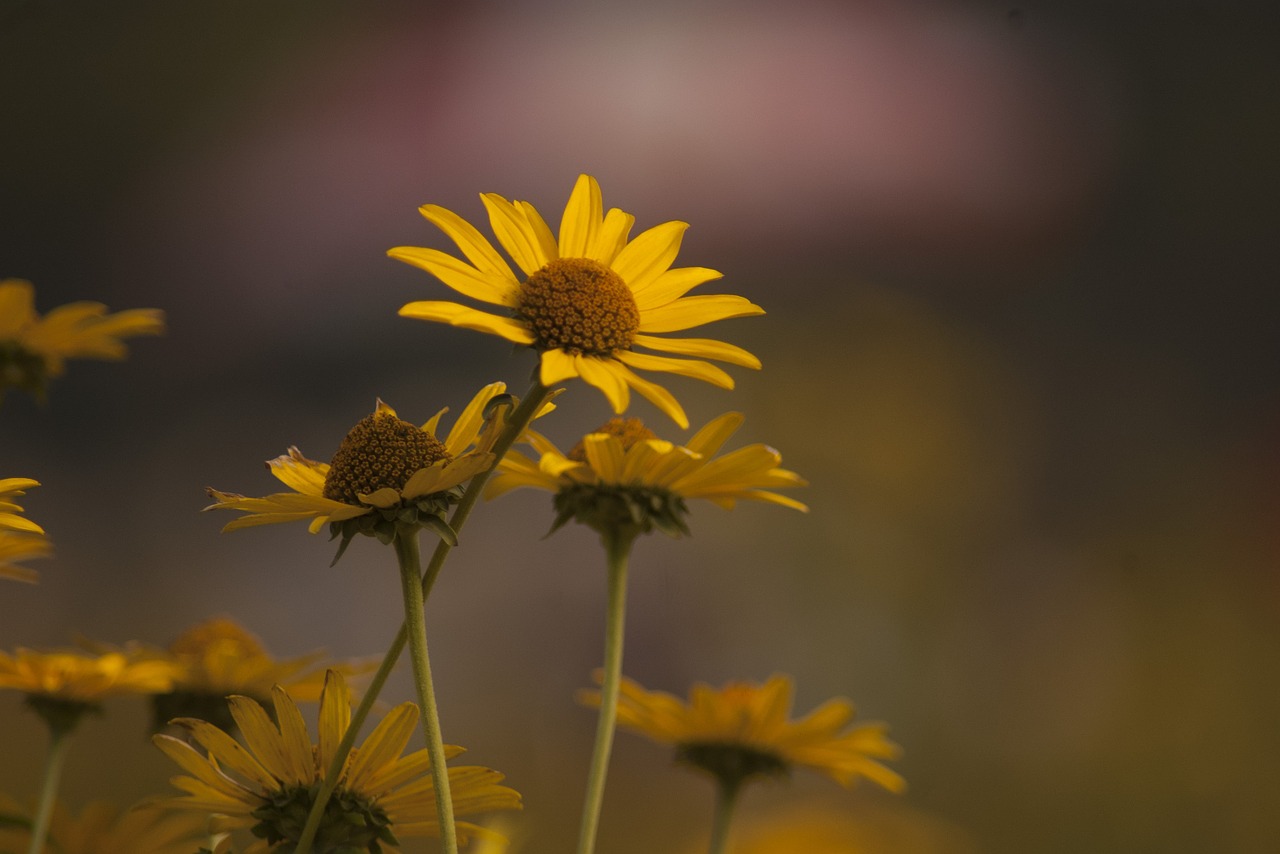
[{"x1": 3, "y1": 1, "x2": 1279, "y2": 852}]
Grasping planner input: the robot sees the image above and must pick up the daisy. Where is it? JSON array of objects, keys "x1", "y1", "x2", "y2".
[
  {"x1": 0, "y1": 795, "x2": 215, "y2": 854},
  {"x1": 391, "y1": 174, "x2": 763, "y2": 428},
  {"x1": 584, "y1": 672, "x2": 905, "y2": 793},
  {"x1": 0, "y1": 278, "x2": 163, "y2": 400},
  {"x1": 486, "y1": 411, "x2": 807, "y2": 539},
  {"x1": 0, "y1": 477, "x2": 50, "y2": 583},
  {"x1": 205, "y1": 383, "x2": 521, "y2": 561},
  {"x1": 84, "y1": 616, "x2": 373, "y2": 733},
  {"x1": 153, "y1": 671, "x2": 521, "y2": 853}
]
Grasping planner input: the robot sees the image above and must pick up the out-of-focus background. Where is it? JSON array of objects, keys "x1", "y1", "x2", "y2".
[{"x1": 3, "y1": 1, "x2": 1278, "y2": 851}]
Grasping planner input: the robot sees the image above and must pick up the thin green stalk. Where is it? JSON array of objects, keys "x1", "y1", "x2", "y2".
[
  {"x1": 576, "y1": 530, "x2": 636, "y2": 854},
  {"x1": 706, "y1": 777, "x2": 744, "y2": 854},
  {"x1": 25, "y1": 726, "x2": 72, "y2": 854},
  {"x1": 395, "y1": 529, "x2": 457, "y2": 854},
  {"x1": 293, "y1": 380, "x2": 550, "y2": 854}
]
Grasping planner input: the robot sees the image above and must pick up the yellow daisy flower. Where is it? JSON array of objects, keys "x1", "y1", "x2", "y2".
[
  {"x1": 485, "y1": 412, "x2": 806, "y2": 538},
  {"x1": 205, "y1": 383, "x2": 522, "y2": 562},
  {"x1": 0, "y1": 648, "x2": 178, "y2": 705},
  {"x1": 153, "y1": 670, "x2": 522, "y2": 853},
  {"x1": 0, "y1": 278, "x2": 164, "y2": 399},
  {"x1": 84, "y1": 617, "x2": 373, "y2": 733},
  {"x1": 390, "y1": 174, "x2": 764, "y2": 429},
  {"x1": 0, "y1": 794, "x2": 215, "y2": 854},
  {"x1": 0, "y1": 477, "x2": 51, "y2": 583},
  {"x1": 581, "y1": 673, "x2": 905, "y2": 794}
]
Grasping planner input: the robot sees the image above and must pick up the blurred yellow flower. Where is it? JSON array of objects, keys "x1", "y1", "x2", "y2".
[
  {"x1": 0, "y1": 278, "x2": 163, "y2": 399},
  {"x1": 161, "y1": 616, "x2": 368, "y2": 703},
  {"x1": 486, "y1": 412, "x2": 806, "y2": 538},
  {"x1": 0, "y1": 477, "x2": 50, "y2": 583},
  {"x1": 0, "y1": 647, "x2": 177, "y2": 704},
  {"x1": 206, "y1": 383, "x2": 523, "y2": 559},
  {"x1": 154, "y1": 671, "x2": 521, "y2": 853},
  {"x1": 582, "y1": 673, "x2": 905, "y2": 793},
  {"x1": 391, "y1": 174, "x2": 763, "y2": 428},
  {"x1": 85, "y1": 616, "x2": 373, "y2": 732},
  {"x1": 0, "y1": 794, "x2": 214, "y2": 854}
]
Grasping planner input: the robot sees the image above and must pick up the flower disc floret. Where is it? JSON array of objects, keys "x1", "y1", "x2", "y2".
[
  {"x1": 323, "y1": 408, "x2": 452, "y2": 505},
  {"x1": 517, "y1": 258, "x2": 640, "y2": 355}
]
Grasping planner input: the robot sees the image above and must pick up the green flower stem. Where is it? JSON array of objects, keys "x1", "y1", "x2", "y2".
[
  {"x1": 395, "y1": 529, "x2": 458, "y2": 854},
  {"x1": 576, "y1": 529, "x2": 637, "y2": 854},
  {"x1": 293, "y1": 380, "x2": 550, "y2": 854},
  {"x1": 706, "y1": 777, "x2": 744, "y2": 854},
  {"x1": 25, "y1": 723, "x2": 73, "y2": 854}
]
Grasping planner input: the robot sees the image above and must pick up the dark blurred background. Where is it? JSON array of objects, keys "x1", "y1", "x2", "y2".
[{"x1": 3, "y1": 1, "x2": 1279, "y2": 851}]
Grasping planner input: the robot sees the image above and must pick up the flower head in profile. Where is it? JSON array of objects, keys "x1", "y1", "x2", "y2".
[
  {"x1": 0, "y1": 647, "x2": 178, "y2": 734},
  {"x1": 581, "y1": 673, "x2": 905, "y2": 795},
  {"x1": 154, "y1": 670, "x2": 522, "y2": 853},
  {"x1": 391, "y1": 174, "x2": 764, "y2": 428},
  {"x1": 486, "y1": 412, "x2": 806, "y2": 540},
  {"x1": 206, "y1": 383, "x2": 522, "y2": 563},
  {"x1": 0, "y1": 794, "x2": 214, "y2": 854},
  {"x1": 0, "y1": 278, "x2": 164, "y2": 400},
  {"x1": 0, "y1": 477, "x2": 51, "y2": 583},
  {"x1": 86, "y1": 616, "x2": 374, "y2": 733}
]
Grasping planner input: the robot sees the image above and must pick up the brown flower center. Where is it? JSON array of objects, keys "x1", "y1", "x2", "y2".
[
  {"x1": 567, "y1": 417, "x2": 658, "y2": 462},
  {"x1": 323, "y1": 410, "x2": 450, "y2": 505},
  {"x1": 516, "y1": 258, "x2": 639, "y2": 356}
]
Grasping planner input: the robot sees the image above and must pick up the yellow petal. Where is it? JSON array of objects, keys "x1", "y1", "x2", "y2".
[
  {"x1": 614, "y1": 363, "x2": 688, "y2": 429},
  {"x1": 558, "y1": 174, "x2": 602, "y2": 259},
  {"x1": 589, "y1": 208, "x2": 636, "y2": 266},
  {"x1": 614, "y1": 350, "x2": 734, "y2": 389},
  {"x1": 632, "y1": 333, "x2": 761, "y2": 369},
  {"x1": 357, "y1": 487, "x2": 401, "y2": 508},
  {"x1": 386, "y1": 246, "x2": 517, "y2": 307},
  {"x1": 415, "y1": 203, "x2": 520, "y2": 286},
  {"x1": 631, "y1": 266, "x2": 724, "y2": 309},
  {"x1": 582, "y1": 434, "x2": 624, "y2": 483},
  {"x1": 481, "y1": 193, "x2": 546, "y2": 277},
  {"x1": 574, "y1": 355, "x2": 631, "y2": 414},
  {"x1": 685, "y1": 412, "x2": 745, "y2": 457},
  {"x1": 612, "y1": 221, "x2": 688, "y2": 292},
  {"x1": 637, "y1": 295, "x2": 765, "y2": 334},
  {"x1": 399, "y1": 301, "x2": 534, "y2": 344},
  {"x1": 517, "y1": 200, "x2": 559, "y2": 266},
  {"x1": 539, "y1": 348, "x2": 580, "y2": 385},
  {"x1": 317, "y1": 671, "x2": 351, "y2": 777}
]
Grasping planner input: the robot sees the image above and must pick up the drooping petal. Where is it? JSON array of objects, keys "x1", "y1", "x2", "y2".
[
  {"x1": 632, "y1": 333, "x2": 762, "y2": 369},
  {"x1": 399, "y1": 301, "x2": 535, "y2": 344},
  {"x1": 574, "y1": 354, "x2": 631, "y2": 414},
  {"x1": 613, "y1": 362, "x2": 689, "y2": 429},
  {"x1": 614, "y1": 350, "x2": 735, "y2": 389},
  {"x1": 539, "y1": 348, "x2": 580, "y2": 385},
  {"x1": 387, "y1": 246, "x2": 517, "y2": 307}
]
